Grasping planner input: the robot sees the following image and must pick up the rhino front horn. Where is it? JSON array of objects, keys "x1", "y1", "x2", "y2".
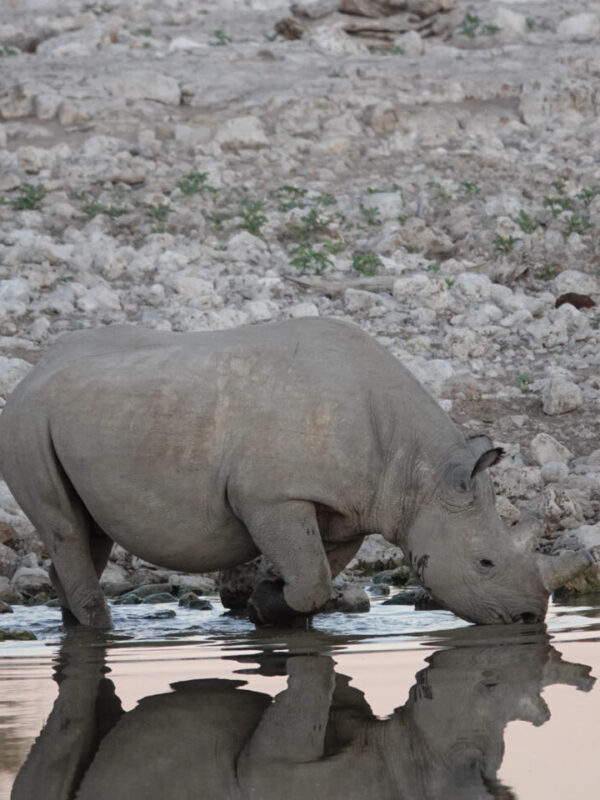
[{"x1": 537, "y1": 549, "x2": 599, "y2": 594}]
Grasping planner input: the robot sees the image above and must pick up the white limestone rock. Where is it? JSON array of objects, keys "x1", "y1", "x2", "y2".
[
  {"x1": 97, "y1": 70, "x2": 181, "y2": 106},
  {"x1": 531, "y1": 432, "x2": 573, "y2": 465},
  {"x1": 542, "y1": 375, "x2": 583, "y2": 415},
  {"x1": 557, "y1": 13, "x2": 600, "y2": 43},
  {"x1": 551, "y1": 270, "x2": 598, "y2": 297},
  {"x1": 216, "y1": 116, "x2": 269, "y2": 151}
]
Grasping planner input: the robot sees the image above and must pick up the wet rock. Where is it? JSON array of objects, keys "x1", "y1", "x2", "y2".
[
  {"x1": 371, "y1": 566, "x2": 411, "y2": 586},
  {"x1": 169, "y1": 574, "x2": 216, "y2": 596},
  {"x1": 128, "y1": 582, "x2": 173, "y2": 599},
  {"x1": 530, "y1": 433, "x2": 573, "y2": 466},
  {"x1": 112, "y1": 591, "x2": 143, "y2": 605},
  {"x1": 0, "y1": 628, "x2": 36, "y2": 641},
  {"x1": 382, "y1": 588, "x2": 419, "y2": 606},
  {"x1": 178, "y1": 592, "x2": 213, "y2": 610},
  {"x1": 541, "y1": 375, "x2": 583, "y2": 415},
  {"x1": 10, "y1": 566, "x2": 52, "y2": 599},
  {"x1": 0, "y1": 600, "x2": 13, "y2": 613},
  {"x1": 141, "y1": 593, "x2": 177, "y2": 604},
  {"x1": 322, "y1": 580, "x2": 370, "y2": 614},
  {"x1": 367, "y1": 584, "x2": 390, "y2": 596},
  {"x1": 144, "y1": 609, "x2": 177, "y2": 619}
]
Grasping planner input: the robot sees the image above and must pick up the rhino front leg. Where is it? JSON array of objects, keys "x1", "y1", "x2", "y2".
[{"x1": 244, "y1": 501, "x2": 332, "y2": 626}]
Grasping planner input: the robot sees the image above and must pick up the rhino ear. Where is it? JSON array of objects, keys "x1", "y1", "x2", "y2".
[{"x1": 468, "y1": 435, "x2": 505, "y2": 480}]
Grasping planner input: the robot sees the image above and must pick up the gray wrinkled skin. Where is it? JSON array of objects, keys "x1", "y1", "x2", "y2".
[
  {"x1": 0, "y1": 319, "x2": 554, "y2": 627},
  {"x1": 11, "y1": 630, "x2": 594, "y2": 800}
]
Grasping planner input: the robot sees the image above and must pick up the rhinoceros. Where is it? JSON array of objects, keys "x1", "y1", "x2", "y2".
[{"x1": 0, "y1": 318, "x2": 594, "y2": 628}]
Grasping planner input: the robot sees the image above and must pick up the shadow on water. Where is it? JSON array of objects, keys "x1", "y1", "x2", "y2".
[{"x1": 11, "y1": 625, "x2": 594, "y2": 800}]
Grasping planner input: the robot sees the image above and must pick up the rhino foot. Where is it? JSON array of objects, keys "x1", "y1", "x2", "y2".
[{"x1": 247, "y1": 580, "x2": 312, "y2": 627}]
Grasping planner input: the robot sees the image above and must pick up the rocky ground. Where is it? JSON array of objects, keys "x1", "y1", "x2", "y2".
[{"x1": 1, "y1": 0, "x2": 600, "y2": 613}]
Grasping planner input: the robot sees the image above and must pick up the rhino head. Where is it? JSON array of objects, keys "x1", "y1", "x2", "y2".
[{"x1": 403, "y1": 435, "x2": 595, "y2": 625}]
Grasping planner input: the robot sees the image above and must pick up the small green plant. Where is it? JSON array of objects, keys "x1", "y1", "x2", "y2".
[
  {"x1": 264, "y1": 31, "x2": 278, "y2": 42},
  {"x1": 576, "y1": 187, "x2": 600, "y2": 206},
  {"x1": 0, "y1": 45, "x2": 18, "y2": 56},
  {"x1": 359, "y1": 204, "x2": 381, "y2": 226},
  {"x1": 148, "y1": 204, "x2": 170, "y2": 222},
  {"x1": 460, "y1": 181, "x2": 481, "y2": 199},
  {"x1": 177, "y1": 172, "x2": 214, "y2": 196},
  {"x1": 202, "y1": 210, "x2": 231, "y2": 231},
  {"x1": 459, "y1": 13, "x2": 481, "y2": 37},
  {"x1": 444, "y1": 277, "x2": 455, "y2": 288},
  {"x1": 424, "y1": 262, "x2": 441, "y2": 272},
  {"x1": 543, "y1": 196, "x2": 574, "y2": 217},
  {"x1": 11, "y1": 184, "x2": 46, "y2": 210},
  {"x1": 132, "y1": 27, "x2": 152, "y2": 36},
  {"x1": 516, "y1": 375, "x2": 533, "y2": 391},
  {"x1": 590, "y1": 315, "x2": 600, "y2": 330},
  {"x1": 275, "y1": 185, "x2": 308, "y2": 211},
  {"x1": 352, "y1": 252, "x2": 382, "y2": 276},
  {"x1": 83, "y1": 2, "x2": 114, "y2": 15},
  {"x1": 238, "y1": 198, "x2": 267, "y2": 237},
  {"x1": 458, "y1": 14, "x2": 499, "y2": 37},
  {"x1": 533, "y1": 263, "x2": 559, "y2": 281},
  {"x1": 493, "y1": 234, "x2": 520, "y2": 252},
  {"x1": 298, "y1": 207, "x2": 329, "y2": 236},
  {"x1": 512, "y1": 210, "x2": 538, "y2": 233},
  {"x1": 290, "y1": 240, "x2": 343, "y2": 275},
  {"x1": 552, "y1": 179, "x2": 566, "y2": 194},
  {"x1": 428, "y1": 181, "x2": 451, "y2": 202},
  {"x1": 565, "y1": 215, "x2": 591, "y2": 235},
  {"x1": 526, "y1": 18, "x2": 535, "y2": 31},
  {"x1": 210, "y1": 30, "x2": 232, "y2": 46}
]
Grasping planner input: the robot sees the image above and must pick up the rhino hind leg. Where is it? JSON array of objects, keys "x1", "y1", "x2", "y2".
[
  {"x1": 50, "y1": 523, "x2": 113, "y2": 627},
  {"x1": 243, "y1": 501, "x2": 332, "y2": 626},
  {"x1": 4, "y1": 437, "x2": 112, "y2": 629}
]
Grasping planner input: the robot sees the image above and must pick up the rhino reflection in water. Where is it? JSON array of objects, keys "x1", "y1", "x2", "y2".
[{"x1": 12, "y1": 631, "x2": 594, "y2": 800}]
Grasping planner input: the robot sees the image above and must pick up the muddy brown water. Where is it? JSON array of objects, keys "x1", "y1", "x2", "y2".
[{"x1": 2, "y1": 597, "x2": 600, "y2": 799}]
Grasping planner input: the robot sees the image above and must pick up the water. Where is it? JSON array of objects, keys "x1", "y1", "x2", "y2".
[{"x1": 2, "y1": 596, "x2": 600, "y2": 799}]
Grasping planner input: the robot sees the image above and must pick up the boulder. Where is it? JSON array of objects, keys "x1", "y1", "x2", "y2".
[
  {"x1": 178, "y1": 592, "x2": 213, "y2": 610},
  {"x1": 531, "y1": 433, "x2": 573, "y2": 465},
  {"x1": 322, "y1": 580, "x2": 370, "y2": 613},
  {"x1": 542, "y1": 376, "x2": 583, "y2": 415},
  {"x1": 10, "y1": 566, "x2": 52, "y2": 598},
  {"x1": 0, "y1": 542, "x2": 18, "y2": 578},
  {"x1": 170, "y1": 574, "x2": 217, "y2": 596},
  {"x1": 0, "y1": 576, "x2": 21, "y2": 604}
]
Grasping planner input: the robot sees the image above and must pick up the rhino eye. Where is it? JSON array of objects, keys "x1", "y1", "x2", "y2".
[{"x1": 480, "y1": 559, "x2": 494, "y2": 569}]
